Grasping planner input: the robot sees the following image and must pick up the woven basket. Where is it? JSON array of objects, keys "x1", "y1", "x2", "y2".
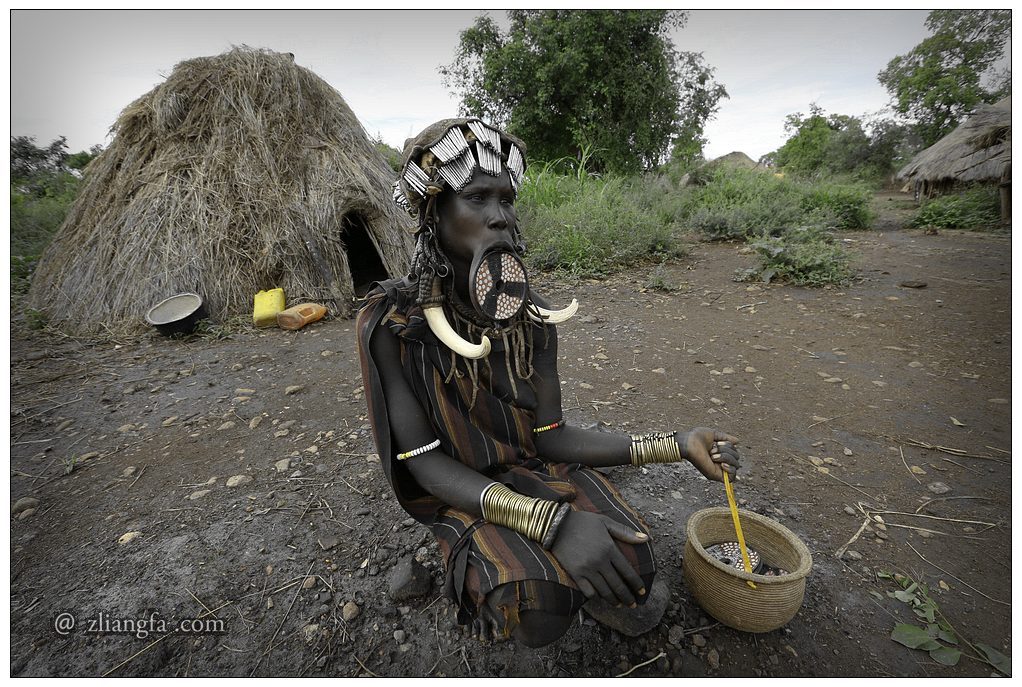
[{"x1": 683, "y1": 507, "x2": 812, "y2": 633}]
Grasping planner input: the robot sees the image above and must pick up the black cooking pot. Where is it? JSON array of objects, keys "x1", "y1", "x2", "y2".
[{"x1": 145, "y1": 292, "x2": 208, "y2": 336}]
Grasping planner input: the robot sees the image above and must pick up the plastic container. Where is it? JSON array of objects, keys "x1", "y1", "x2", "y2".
[
  {"x1": 276, "y1": 302, "x2": 327, "y2": 330},
  {"x1": 253, "y1": 288, "x2": 285, "y2": 328}
]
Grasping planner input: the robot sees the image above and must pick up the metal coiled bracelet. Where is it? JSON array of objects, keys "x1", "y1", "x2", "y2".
[
  {"x1": 479, "y1": 482, "x2": 572, "y2": 549},
  {"x1": 629, "y1": 431, "x2": 682, "y2": 465}
]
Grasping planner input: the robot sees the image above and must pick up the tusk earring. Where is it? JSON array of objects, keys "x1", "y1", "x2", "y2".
[
  {"x1": 527, "y1": 299, "x2": 579, "y2": 324},
  {"x1": 423, "y1": 278, "x2": 491, "y2": 359}
]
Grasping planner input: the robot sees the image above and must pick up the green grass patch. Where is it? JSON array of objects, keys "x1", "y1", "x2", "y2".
[
  {"x1": 910, "y1": 186, "x2": 1001, "y2": 229},
  {"x1": 518, "y1": 160, "x2": 684, "y2": 277},
  {"x1": 680, "y1": 167, "x2": 873, "y2": 240}
]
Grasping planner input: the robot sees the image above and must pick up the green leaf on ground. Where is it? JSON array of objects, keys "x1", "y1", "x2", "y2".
[
  {"x1": 975, "y1": 643, "x2": 1011, "y2": 676},
  {"x1": 891, "y1": 623, "x2": 941, "y2": 650},
  {"x1": 929, "y1": 646, "x2": 962, "y2": 666}
]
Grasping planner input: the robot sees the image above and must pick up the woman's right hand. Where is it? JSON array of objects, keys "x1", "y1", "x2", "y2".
[{"x1": 550, "y1": 510, "x2": 649, "y2": 607}]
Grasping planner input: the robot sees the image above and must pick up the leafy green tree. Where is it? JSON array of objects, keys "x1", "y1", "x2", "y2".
[
  {"x1": 772, "y1": 105, "x2": 912, "y2": 181},
  {"x1": 773, "y1": 105, "x2": 832, "y2": 176},
  {"x1": 442, "y1": 10, "x2": 727, "y2": 174},
  {"x1": 878, "y1": 10, "x2": 1011, "y2": 146}
]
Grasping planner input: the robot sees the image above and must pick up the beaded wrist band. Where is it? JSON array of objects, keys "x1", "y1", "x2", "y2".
[
  {"x1": 533, "y1": 419, "x2": 564, "y2": 434},
  {"x1": 397, "y1": 438, "x2": 440, "y2": 461},
  {"x1": 480, "y1": 483, "x2": 565, "y2": 549},
  {"x1": 629, "y1": 431, "x2": 682, "y2": 466}
]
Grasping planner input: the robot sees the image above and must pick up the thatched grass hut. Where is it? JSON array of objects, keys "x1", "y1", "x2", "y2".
[
  {"x1": 29, "y1": 47, "x2": 413, "y2": 334},
  {"x1": 897, "y1": 98, "x2": 1011, "y2": 221}
]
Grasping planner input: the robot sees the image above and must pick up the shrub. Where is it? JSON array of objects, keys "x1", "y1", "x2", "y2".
[
  {"x1": 520, "y1": 170, "x2": 683, "y2": 277},
  {"x1": 745, "y1": 225, "x2": 853, "y2": 286},
  {"x1": 801, "y1": 181, "x2": 874, "y2": 229},
  {"x1": 681, "y1": 166, "x2": 873, "y2": 239},
  {"x1": 910, "y1": 186, "x2": 1001, "y2": 229}
]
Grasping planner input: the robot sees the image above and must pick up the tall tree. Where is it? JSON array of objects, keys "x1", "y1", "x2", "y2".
[
  {"x1": 878, "y1": 10, "x2": 1011, "y2": 146},
  {"x1": 441, "y1": 10, "x2": 727, "y2": 174}
]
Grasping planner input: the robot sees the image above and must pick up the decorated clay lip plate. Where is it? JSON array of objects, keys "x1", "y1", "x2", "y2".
[{"x1": 470, "y1": 250, "x2": 528, "y2": 321}]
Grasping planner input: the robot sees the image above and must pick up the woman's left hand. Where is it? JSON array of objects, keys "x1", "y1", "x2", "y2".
[{"x1": 678, "y1": 428, "x2": 740, "y2": 482}]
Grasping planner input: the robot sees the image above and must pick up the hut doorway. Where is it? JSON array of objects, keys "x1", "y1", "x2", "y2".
[{"x1": 342, "y1": 212, "x2": 389, "y2": 297}]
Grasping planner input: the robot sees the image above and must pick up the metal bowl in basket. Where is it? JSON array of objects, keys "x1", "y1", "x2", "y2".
[{"x1": 683, "y1": 507, "x2": 812, "y2": 633}]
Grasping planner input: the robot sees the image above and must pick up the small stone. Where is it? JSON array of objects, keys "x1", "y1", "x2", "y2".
[
  {"x1": 265, "y1": 565, "x2": 274, "y2": 575},
  {"x1": 342, "y1": 601, "x2": 360, "y2": 622},
  {"x1": 55, "y1": 419, "x2": 74, "y2": 432},
  {"x1": 301, "y1": 624, "x2": 319, "y2": 643},
  {"x1": 18, "y1": 508, "x2": 36, "y2": 520},
  {"x1": 285, "y1": 385, "x2": 304, "y2": 395},
  {"x1": 388, "y1": 558, "x2": 432, "y2": 602},
  {"x1": 275, "y1": 458, "x2": 291, "y2": 473},
  {"x1": 744, "y1": 366, "x2": 757, "y2": 373},
  {"x1": 844, "y1": 550, "x2": 862, "y2": 561},
  {"x1": 218, "y1": 421, "x2": 236, "y2": 431},
  {"x1": 721, "y1": 367, "x2": 734, "y2": 374},
  {"x1": 318, "y1": 536, "x2": 340, "y2": 551},
  {"x1": 235, "y1": 388, "x2": 256, "y2": 395},
  {"x1": 226, "y1": 474, "x2": 253, "y2": 488},
  {"x1": 872, "y1": 380, "x2": 888, "y2": 387},
  {"x1": 321, "y1": 350, "x2": 334, "y2": 357},
  {"x1": 927, "y1": 482, "x2": 951, "y2": 495},
  {"x1": 249, "y1": 416, "x2": 263, "y2": 430},
  {"x1": 908, "y1": 361, "x2": 924, "y2": 368},
  {"x1": 691, "y1": 633, "x2": 707, "y2": 648},
  {"x1": 118, "y1": 423, "x2": 136, "y2": 433},
  {"x1": 652, "y1": 368, "x2": 666, "y2": 374},
  {"x1": 274, "y1": 429, "x2": 290, "y2": 438},
  {"x1": 595, "y1": 353, "x2": 610, "y2": 360},
  {"x1": 668, "y1": 625, "x2": 685, "y2": 647},
  {"x1": 302, "y1": 576, "x2": 316, "y2": 590},
  {"x1": 393, "y1": 629, "x2": 407, "y2": 643},
  {"x1": 898, "y1": 280, "x2": 927, "y2": 289},
  {"x1": 709, "y1": 397, "x2": 724, "y2": 406},
  {"x1": 622, "y1": 383, "x2": 635, "y2": 391},
  {"x1": 304, "y1": 445, "x2": 319, "y2": 454},
  {"x1": 843, "y1": 506, "x2": 857, "y2": 516},
  {"x1": 875, "y1": 531, "x2": 889, "y2": 541},
  {"x1": 189, "y1": 489, "x2": 211, "y2": 500},
  {"x1": 231, "y1": 363, "x2": 244, "y2": 371},
  {"x1": 12, "y1": 497, "x2": 40, "y2": 514},
  {"x1": 843, "y1": 448, "x2": 853, "y2": 456},
  {"x1": 118, "y1": 531, "x2": 141, "y2": 545},
  {"x1": 579, "y1": 383, "x2": 594, "y2": 390},
  {"x1": 707, "y1": 648, "x2": 720, "y2": 670},
  {"x1": 824, "y1": 377, "x2": 842, "y2": 384},
  {"x1": 987, "y1": 398, "x2": 1009, "y2": 404}
]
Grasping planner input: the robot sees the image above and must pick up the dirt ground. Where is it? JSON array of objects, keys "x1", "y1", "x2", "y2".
[{"x1": 9, "y1": 192, "x2": 1012, "y2": 677}]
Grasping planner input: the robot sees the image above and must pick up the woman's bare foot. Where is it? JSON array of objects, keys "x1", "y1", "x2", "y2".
[{"x1": 470, "y1": 600, "x2": 509, "y2": 643}]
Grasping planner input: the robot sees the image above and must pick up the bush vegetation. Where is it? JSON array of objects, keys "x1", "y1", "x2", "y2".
[
  {"x1": 909, "y1": 186, "x2": 1001, "y2": 229},
  {"x1": 517, "y1": 160, "x2": 863, "y2": 285}
]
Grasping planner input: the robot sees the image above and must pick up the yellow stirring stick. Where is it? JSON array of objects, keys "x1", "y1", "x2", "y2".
[{"x1": 723, "y1": 471, "x2": 757, "y2": 589}]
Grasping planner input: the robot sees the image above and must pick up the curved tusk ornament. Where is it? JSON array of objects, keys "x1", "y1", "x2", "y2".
[
  {"x1": 423, "y1": 279, "x2": 492, "y2": 359},
  {"x1": 528, "y1": 299, "x2": 579, "y2": 324}
]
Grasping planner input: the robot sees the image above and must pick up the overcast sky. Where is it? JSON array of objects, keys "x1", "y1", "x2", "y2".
[{"x1": 10, "y1": 9, "x2": 961, "y2": 162}]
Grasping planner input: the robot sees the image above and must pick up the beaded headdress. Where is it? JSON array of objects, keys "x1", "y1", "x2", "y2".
[{"x1": 393, "y1": 118, "x2": 527, "y2": 222}]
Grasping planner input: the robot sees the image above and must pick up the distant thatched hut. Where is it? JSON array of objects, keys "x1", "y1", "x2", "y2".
[
  {"x1": 897, "y1": 98, "x2": 1011, "y2": 221},
  {"x1": 29, "y1": 47, "x2": 413, "y2": 334},
  {"x1": 679, "y1": 151, "x2": 759, "y2": 187}
]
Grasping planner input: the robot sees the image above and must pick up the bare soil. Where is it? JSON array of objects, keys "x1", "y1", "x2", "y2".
[{"x1": 9, "y1": 192, "x2": 1012, "y2": 677}]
